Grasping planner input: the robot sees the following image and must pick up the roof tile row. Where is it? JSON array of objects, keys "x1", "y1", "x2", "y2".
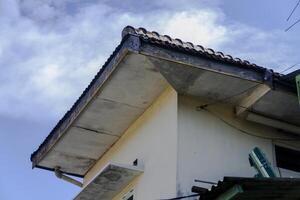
[{"x1": 122, "y1": 26, "x2": 264, "y2": 70}]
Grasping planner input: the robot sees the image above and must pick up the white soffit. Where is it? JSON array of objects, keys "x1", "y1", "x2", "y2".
[
  {"x1": 251, "y1": 89, "x2": 300, "y2": 126},
  {"x1": 74, "y1": 163, "x2": 143, "y2": 200},
  {"x1": 39, "y1": 53, "x2": 169, "y2": 175},
  {"x1": 149, "y1": 57, "x2": 300, "y2": 127},
  {"x1": 147, "y1": 57, "x2": 258, "y2": 103}
]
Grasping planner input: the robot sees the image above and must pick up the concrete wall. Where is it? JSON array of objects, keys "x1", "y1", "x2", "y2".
[
  {"x1": 84, "y1": 86, "x2": 178, "y2": 200},
  {"x1": 83, "y1": 89, "x2": 300, "y2": 199},
  {"x1": 176, "y1": 95, "x2": 300, "y2": 196}
]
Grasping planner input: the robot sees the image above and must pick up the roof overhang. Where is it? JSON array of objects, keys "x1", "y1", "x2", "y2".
[
  {"x1": 31, "y1": 35, "x2": 169, "y2": 176},
  {"x1": 138, "y1": 35, "x2": 300, "y2": 127},
  {"x1": 31, "y1": 27, "x2": 300, "y2": 177},
  {"x1": 74, "y1": 163, "x2": 143, "y2": 200}
]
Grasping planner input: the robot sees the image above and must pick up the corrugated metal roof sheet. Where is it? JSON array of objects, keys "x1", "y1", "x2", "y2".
[{"x1": 199, "y1": 177, "x2": 300, "y2": 200}]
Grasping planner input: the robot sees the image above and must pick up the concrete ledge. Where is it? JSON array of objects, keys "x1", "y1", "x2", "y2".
[{"x1": 74, "y1": 163, "x2": 143, "y2": 200}]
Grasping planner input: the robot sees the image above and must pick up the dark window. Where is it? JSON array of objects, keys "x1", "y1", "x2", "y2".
[{"x1": 275, "y1": 145, "x2": 300, "y2": 173}]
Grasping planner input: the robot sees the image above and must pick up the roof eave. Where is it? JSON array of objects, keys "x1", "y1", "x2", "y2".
[
  {"x1": 30, "y1": 33, "x2": 142, "y2": 170},
  {"x1": 31, "y1": 26, "x2": 299, "y2": 175}
]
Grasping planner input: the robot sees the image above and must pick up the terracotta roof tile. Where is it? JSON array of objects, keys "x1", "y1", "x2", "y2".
[{"x1": 122, "y1": 26, "x2": 264, "y2": 70}]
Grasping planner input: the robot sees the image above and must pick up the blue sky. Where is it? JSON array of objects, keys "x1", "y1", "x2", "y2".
[{"x1": 0, "y1": 0, "x2": 300, "y2": 199}]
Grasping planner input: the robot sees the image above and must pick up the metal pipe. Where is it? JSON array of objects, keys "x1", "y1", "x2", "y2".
[
  {"x1": 54, "y1": 167, "x2": 83, "y2": 187},
  {"x1": 194, "y1": 179, "x2": 217, "y2": 185}
]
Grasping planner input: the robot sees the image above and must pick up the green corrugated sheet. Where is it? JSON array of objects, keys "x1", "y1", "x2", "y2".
[{"x1": 297, "y1": 74, "x2": 300, "y2": 105}]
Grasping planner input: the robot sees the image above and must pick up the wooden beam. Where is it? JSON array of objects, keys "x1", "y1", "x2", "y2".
[{"x1": 235, "y1": 84, "x2": 271, "y2": 116}]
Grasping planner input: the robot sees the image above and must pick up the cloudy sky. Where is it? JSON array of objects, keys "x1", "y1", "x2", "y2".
[{"x1": 0, "y1": 0, "x2": 300, "y2": 199}]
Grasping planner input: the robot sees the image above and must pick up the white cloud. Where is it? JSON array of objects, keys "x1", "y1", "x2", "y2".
[
  {"x1": 160, "y1": 10, "x2": 228, "y2": 48},
  {"x1": 221, "y1": 23, "x2": 300, "y2": 71},
  {"x1": 1, "y1": 0, "x2": 299, "y2": 121},
  {"x1": 31, "y1": 64, "x2": 72, "y2": 99}
]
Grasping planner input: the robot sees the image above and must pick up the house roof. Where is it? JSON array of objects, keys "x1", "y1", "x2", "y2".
[
  {"x1": 198, "y1": 177, "x2": 300, "y2": 200},
  {"x1": 30, "y1": 26, "x2": 300, "y2": 177},
  {"x1": 121, "y1": 26, "x2": 265, "y2": 71}
]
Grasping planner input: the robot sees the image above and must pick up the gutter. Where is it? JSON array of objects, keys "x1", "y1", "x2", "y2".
[{"x1": 54, "y1": 167, "x2": 83, "y2": 187}]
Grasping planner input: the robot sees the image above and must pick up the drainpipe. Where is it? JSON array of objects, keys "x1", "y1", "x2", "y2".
[{"x1": 54, "y1": 167, "x2": 83, "y2": 188}]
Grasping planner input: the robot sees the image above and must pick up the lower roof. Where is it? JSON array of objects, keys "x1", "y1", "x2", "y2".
[{"x1": 199, "y1": 177, "x2": 300, "y2": 200}]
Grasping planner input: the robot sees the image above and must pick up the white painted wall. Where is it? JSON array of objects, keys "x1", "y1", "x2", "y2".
[
  {"x1": 84, "y1": 86, "x2": 178, "y2": 200},
  {"x1": 83, "y1": 90, "x2": 300, "y2": 200},
  {"x1": 176, "y1": 95, "x2": 300, "y2": 197}
]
